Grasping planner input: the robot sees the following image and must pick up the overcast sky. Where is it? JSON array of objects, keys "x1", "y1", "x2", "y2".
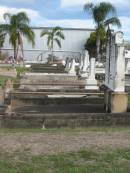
[{"x1": 0, "y1": 0, "x2": 130, "y2": 39}]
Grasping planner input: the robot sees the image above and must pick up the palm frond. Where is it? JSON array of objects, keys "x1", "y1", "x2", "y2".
[
  {"x1": 99, "y1": 2, "x2": 116, "y2": 16},
  {"x1": 0, "y1": 32, "x2": 6, "y2": 48},
  {"x1": 47, "y1": 35, "x2": 52, "y2": 48},
  {"x1": 9, "y1": 32, "x2": 17, "y2": 48},
  {"x1": 17, "y1": 12, "x2": 30, "y2": 24},
  {"x1": 40, "y1": 30, "x2": 51, "y2": 37},
  {"x1": 55, "y1": 31, "x2": 65, "y2": 40},
  {"x1": 19, "y1": 24, "x2": 35, "y2": 46},
  {"x1": 3, "y1": 13, "x2": 11, "y2": 21},
  {"x1": 0, "y1": 24, "x2": 10, "y2": 33},
  {"x1": 84, "y1": 3, "x2": 93, "y2": 11},
  {"x1": 54, "y1": 38, "x2": 61, "y2": 48},
  {"x1": 104, "y1": 17, "x2": 121, "y2": 28},
  {"x1": 52, "y1": 26, "x2": 63, "y2": 33}
]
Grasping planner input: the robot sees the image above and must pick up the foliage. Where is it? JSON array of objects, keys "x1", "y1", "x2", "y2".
[
  {"x1": 41, "y1": 26, "x2": 65, "y2": 62},
  {"x1": 15, "y1": 66, "x2": 31, "y2": 77},
  {"x1": 84, "y1": 2, "x2": 121, "y2": 61},
  {"x1": 0, "y1": 76, "x2": 9, "y2": 88},
  {"x1": 0, "y1": 12, "x2": 35, "y2": 61},
  {"x1": 0, "y1": 32, "x2": 6, "y2": 49},
  {"x1": 85, "y1": 29, "x2": 107, "y2": 59},
  {"x1": 41, "y1": 26, "x2": 65, "y2": 51}
]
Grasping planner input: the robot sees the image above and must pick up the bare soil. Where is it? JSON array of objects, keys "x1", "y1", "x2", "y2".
[{"x1": 0, "y1": 129, "x2": 130, "y2": 155}]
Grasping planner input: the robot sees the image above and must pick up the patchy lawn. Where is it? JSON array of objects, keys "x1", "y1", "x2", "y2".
[{"x1": 0, "y1": 128, "x2": 130, "y2": 173}]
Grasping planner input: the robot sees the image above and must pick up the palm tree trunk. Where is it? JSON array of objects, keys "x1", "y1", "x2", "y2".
[
  {"x1": 16, "y1": 45, "x2": 19, "y2": 62},
  {"x1": 96, "y1": 33, "x2": 101, "y2": 62},
  {"x1": 51, "y1": 40, "x2": 54, "y2": 63},
  {"x1": 13, "y1": 45, "x2": 17, "y2": 62}
]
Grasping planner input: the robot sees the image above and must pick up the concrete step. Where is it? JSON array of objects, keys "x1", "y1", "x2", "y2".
[
  {"x1": 31, "y1": 64, "x2": 65, "y2": 73},
  {"x1": 19, "y1": 73, "x2": 86, "y2": 91},
  {"x1": 14, "y1": 104, "x2": 105, "y2": 114}
]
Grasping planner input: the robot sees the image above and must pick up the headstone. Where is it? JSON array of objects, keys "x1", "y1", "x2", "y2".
[
  {"x1": 125, "y1": 50, "x2": 130, "y2": 74},
  {"x1": 104, "y1": 30, "x2": 128, "y2": 113},
  {"x1": 82, "y1": 51, "x2": 89, "y2": 72},
  {"x1": 80, "y1": 51, "x2": 90, "y2": 77},
  {"x1": 69, "y1": 59, "x2": 77, "y2": 75},
  {"x1": 85, "y1": 58, "x2": 98, "y2": 90},
  {"x1": 105, "y1": 31, "x2": 125, "y2": 92},
  {"x1": 79, "y1": 56, "x2": 83, "y2": 71},
  {"x1": 65, "y1": 58, "x2": 71, "y2": 72}
]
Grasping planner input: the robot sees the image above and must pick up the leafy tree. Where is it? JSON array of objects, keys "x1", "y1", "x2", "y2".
[
  {"x1": 0, "y1": 12, "x2": 35, "y2": 62},
  {"x1": 0, "y1": 32, "x2": 6, "y2": 49},
  {"x1": 40, "y1": 26, "x2": 65, "y2": 62},
  {"x1": 84, "y1": 2, "x2": 121, "y2": 61},
  {"x1": 85, "y1": 28, "x2": 106, "y2": 61}
]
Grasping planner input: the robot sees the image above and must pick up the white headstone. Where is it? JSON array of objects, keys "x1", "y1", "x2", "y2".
[
  {"x1": 79, "y1": 55, "x2": 84, "y2": 71},
  {"x1": 69, "y1": 59, "x2": 77, "y2": 75},
  {"x1": 105, "y1": 31, "x2": 125, "y2": 92},
  {"x1": 82, "y1": 51, "x2": 90, "y2": 72},
  {"x1": 80, "y1": 51, "x2": 90, "y2": 78},
  {"x1": 85, "y1": 58, "x2": 98, "y2": 90}
]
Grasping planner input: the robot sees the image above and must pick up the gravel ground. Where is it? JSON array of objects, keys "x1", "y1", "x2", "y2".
[{"x1": 0, "y1": 129, "x2": 130, "y2": 155}]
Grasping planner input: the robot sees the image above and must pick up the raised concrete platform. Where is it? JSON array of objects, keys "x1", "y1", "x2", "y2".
[
  {"x1": 1, "y1": 112, "x2": 130, "y2": 128},
  {"x1": 19, "y1": 73, "x2": 86, "y2": 91}
]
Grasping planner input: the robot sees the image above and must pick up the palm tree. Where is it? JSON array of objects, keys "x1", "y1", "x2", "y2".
[
  {"x1": 0, "y1": 12, "x2": 35, "y2": 62},
  {"x1": 84, "y1": 2, "x2": 121, "y2": 61},
  {"x1": 40, "y1": 26, "x2": 65, "y2": 62}
]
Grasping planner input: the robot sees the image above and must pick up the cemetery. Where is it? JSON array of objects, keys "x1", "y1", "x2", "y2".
[
  {"x1": 0, "y1": 1, "x2": 130, "y2": 172},
  {"x1": 0, "y1": 27, "x2": 130, "y2": 128},
  {"x1": 0, "y1": 1, "x2": 130, "y2": 127}
]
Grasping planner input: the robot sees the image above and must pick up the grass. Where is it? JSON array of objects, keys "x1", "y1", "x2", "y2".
[
  {"x1": 0, "y1": 148, "x2": 130, "y2": 173},
  {"x1": 0, "y1": 76, "x2": 20, "y2": 89},
  {"x1": 128, "y1": 96, "x2": 130, "y2": 104},
  {"x1": 15, "y1": 67, "x2": 31, "y2": 77},
  {"x1": 0, "y1": 128, "x2": 130, "y2": 172},
  {"x1": 0, "y1": 127, "x2": 130, "y2": 134},
  {"x1": 0, "y1": 76, "x2": 9, "y2": 88},
  {"x1": 0, "y1": 66, "x2": 30, "y2": 89}
]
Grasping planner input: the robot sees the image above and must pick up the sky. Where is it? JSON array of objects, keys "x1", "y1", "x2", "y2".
[{"x1": 0, "y1": 0, "x2": 130, "y2": 40}]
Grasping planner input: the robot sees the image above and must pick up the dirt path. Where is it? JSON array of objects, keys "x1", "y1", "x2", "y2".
[{"x1": 0, "y1": 130, "x2": 130, "y2": 155}]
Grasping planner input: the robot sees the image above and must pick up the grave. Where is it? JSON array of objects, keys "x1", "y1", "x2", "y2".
[
  {"x1": 85, "y1": 58, "x2": 98, "y2": 90},
  {"x1": 104, "y1": 30, "x2": 128, "y2": 113},
  {"x1": 80, "y1": 51, "x2": 90, "y2": 78}
]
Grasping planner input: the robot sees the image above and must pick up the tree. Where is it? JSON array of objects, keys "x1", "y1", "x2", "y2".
[
  {"x1": 85, "y1": 28, "x2": 107, "y2": 61},
  {"x1": 0, "y1": 12, "x2": 35, "y2": 62},
  {"x1": 40, "y1": 26, "x2": 65, "y2": 62},
  {"x1": 0, "y1": 31, "x2": 6, "y2": 49},
  {"x1": 84, "y1": 2, "x2": 121, "y2": 61}
]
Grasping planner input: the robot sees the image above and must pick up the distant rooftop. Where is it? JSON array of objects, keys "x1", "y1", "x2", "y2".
[{"x1": 31, "y1": 26, "x2": 95, "y2": 31}]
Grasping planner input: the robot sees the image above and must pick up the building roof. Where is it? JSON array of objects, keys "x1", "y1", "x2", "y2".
[{"x1": 31, "y1": 26, "x2": 95, "y2": 32}]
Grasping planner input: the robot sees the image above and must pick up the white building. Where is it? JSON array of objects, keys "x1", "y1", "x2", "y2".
[{"x1": 1, "y1": 27, "x2": 94, "y2": 62}]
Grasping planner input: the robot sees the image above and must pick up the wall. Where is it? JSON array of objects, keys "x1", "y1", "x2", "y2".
[{"x1": 1, "y1": 27, "x2": 94, "y2": 61}]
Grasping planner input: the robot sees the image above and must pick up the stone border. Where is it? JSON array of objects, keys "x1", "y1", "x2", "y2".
[{"x1": 0, "y1": 113, "x2": 130, "y2": 128}]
